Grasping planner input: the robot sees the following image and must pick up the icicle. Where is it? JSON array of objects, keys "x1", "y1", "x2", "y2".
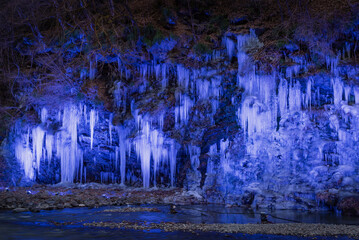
[
  {"x1": 286, "y1": 65, "x2": 301, "y2": 79},
  {"x1": 188, "y1": 145, "x2": 200, "y2": 168},
  {"x1": 59, "y1": 105, "x2": 83, "y2": 183},
  {"x1": 316, "y1": 87, "x2": 321, "y2": 106},
  {"x1": 224, "y1": 36, "x2": 235, "y2": 60},
  {"x1": 109, "y1": 113, "x2": 113, "y2": 145},
  {"x1": 278, "y1": 78, "x2": 288, "y2": 115},
  {"x1": 15, "y1": 130, "x2": 34, "y2": 180},
  {"x1": 159, "y1": 113, "x2": 164, "y2": 132},
  {"x1": 90, "y1": 109, "x2": 96, "y2": 149},
  {"x1": 220, "y1": 139, "x2": 231, "y2": 173},
  {"x1": 207, "y1": 144, "x2": 217, "y2": 175},
  {"x1": 83, "y1": 105, "x2": 87, "y2": 125},
  {"x1": 169, "y1": 139, "x2": 178, "y2": 187},
  {"x1": 155, "y1": 63, "x2": 168, "y2": 89},
  {"x1": 45, "y1": 134, "x2": 53, "y2": 165},
  {"x1": 115, "y1": 146, "x2": 119, "y2": 170},
  {"x1": 332, "y1": 78, "x2": 343, "y2": 105},
  {"x1": 101, "y1": 172, "x2": 114, "y2": 184},
  {"x1": 41, "y1": 108, "x2": 48, "y2": 123},
  {"x1": 32, "y1": 126, "x2": 45, "y2": 173},
  {"x1": 237, "y1": 34, "x2": 254, "y2": 74},
  {"x1": 161, "y1": 64, "x2": 168, "y2": 88},
  {"x1": 151, "y1": 129, "x2": 164, "y2": 187},
  {"x1": 118, "y1": 126, "x2": 128, "y2": 185},
  {"x1": 136, "y1": 133, "x2": 151, "y2": 188},
  {"x1": 155, "y1": 64, "x2": 160, "y2": 81},
  {"x1": 175, "y1": 94, "x2": 193, "y2": 125},
  {"x1": 240, "y1": 97, "x2": 272, "y2": 136},
  {"x1": 177, "y1": 65, "x2": 190, "y2": 90},
  {"x1": 117, "y1": 56, "x2": 121, "y2": 71},
  {"x1": 140, "y1": 64, "x2": 148, "y2": 79},
  {"x1": 89, "y1": 58, "x2": 96, "y2": 80},
  {"x1": 344, "y1": 86, "x2": 351, "y2": 103},
  {"x1": 345, "y1": 42, "x2": 351, "y2": 59},
  {"x1": 114, "y1": 81, "x2": 127, "y2": 113},
  {"x1": 196, "y1": 79, "x2": 210, "y2": 100},
  {"x1": 133, "y1": 114, "x2": 179, "y2": 188},
  {"x1": 326, "y1": 55, "x2": 340, "y2": 76},
  {"x1": 354, "y1": 87, "x2": 359, "y2": 104},
  {"x1": 288, "y1": 81, "x2": 301, "y2": 112},
  {"x1": 305, "y1": 79, "x2": 312, "y2": 110}
]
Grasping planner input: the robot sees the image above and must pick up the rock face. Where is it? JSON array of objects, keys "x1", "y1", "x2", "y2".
[
  {"x1": 2, "y1": 24, "x2": 359, "y2": 211},
  {"x1": 338, "y1": 196, "x2": 359, "y2": 216}
]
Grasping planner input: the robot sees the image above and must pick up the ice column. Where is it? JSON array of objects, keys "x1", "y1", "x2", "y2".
[
  {"x1": 278, "y1": 78, "x2": 288, "y2": 115},
  {"x1": 59, "y1": 106, "x2": 82, "y2": 182},
  {"x1": 134, "y1": 114, "x2": 178, "y2": 188},
  {"x1": 32, "y1": 126, "x2": 45, "y2": 173},
  {"x1": 90, "y1": 109, "x2": 97, "y2": 149},
  {"x1": 15, "y1": 130, "x2": 34, "y2": 180},
  {"x1": 332, "y1": 78, "x2": 343, "y2": 105},
  {"x1": 354, "y1": 87, "x2": 359, "y2": 104},
  {"x1": 177, "y1": 65, "x2": 190, "y2": 89},
  {"x1": 45, "y1": 134, "x2": 53, "y2": 165},
  {"x1": 169, "y1": 139, "x2": 178, "y2": 187},
  {"x1": 175, "y1": 94, "x2": 193, "y2": 125},
  {"x1": 117, "y1": 126, "x2": 128, "y2": 185}
]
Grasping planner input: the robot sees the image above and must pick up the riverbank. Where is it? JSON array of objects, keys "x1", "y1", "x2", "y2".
[
  {"x1": 0, "y1": 184, "x2": 205, "y2": 212},
  {"x1": 84, "y1": 221, "x2": 359, "y2": 238}
]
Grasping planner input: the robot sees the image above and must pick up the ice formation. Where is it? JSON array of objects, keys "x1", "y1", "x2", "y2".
[{"x1": 12, "y1": 31, "x2": 359, "y2": 198}]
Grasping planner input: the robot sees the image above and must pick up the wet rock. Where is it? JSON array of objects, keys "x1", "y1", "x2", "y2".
[
  {"x1": 231, "y1": 16, "x2": 248, "y2": 25},
  {"x1": 170, "y1": 204, "x2": 177, "y2": 214},
  {"x1": 225, "y1": 203, "x2": 240, "y2": 208},
  {"x1": 38, "y1": 203, "x2": 50, "y2": 210},
  {"x1": 70, "y1": 200, "x2": 79, "y2": 207},
  {"x1": 260, "y1": 212, "x2": 272, "y2": 224},
  {"x1": 104, "y1": 207, "x2": 161, "y2": 213},
  {"x1": 13, "y1": 208, "x2": 28, "y2": 213},
  {"x1": 337, "y1": 196, "x2": 359, "y2": 216},
  {"x1": 56, "y1": 203, "x2": 64, "y2": 209},
  {"x1": 285, "y1": 43, "x2": 299, "y2": 52},
  {"x1": 241, "y1": 192, "x2": 255, "y2": 206},
  {"x1": 5, "y1": 197, "x2": 16, "y2": 204},
  {"x1": 254, "y1": 28, "x2": 267, "y2": 37},
  {"x1": 29, "y1": 207, "x2": 40, "y2": 213},
  {"x1": 84, "y1": 199, "x2": 96, "y2": 208},
  {"x1": 316, "y1": 191, "x2": 338, "y2": 208}
]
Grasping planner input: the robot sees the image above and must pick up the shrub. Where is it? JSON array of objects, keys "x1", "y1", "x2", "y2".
[{"x1": 194, "y1": 43, "x2": 211, "y2": 55}]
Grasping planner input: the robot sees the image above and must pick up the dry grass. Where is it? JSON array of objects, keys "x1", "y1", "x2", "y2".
[{"x1": 0, "y1": 0, "x2": 357, "y2": 123}]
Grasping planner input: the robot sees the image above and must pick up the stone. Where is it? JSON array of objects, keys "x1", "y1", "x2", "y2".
[
  {"x1": 241, "y1": 192, "x2": 255, "y2": 206},
  {"x1": 254, "y1": 28, "x2": 267, "y2": 37},
  {"x1": 5, "y1": 197, "x2": 15, "y2": 204},
  {"x1": 337, "y1": 196, "x2": 359, "y2": 216},
  {"x1": 285, "y1": 43, "x2": 299, "y2": 52},
  {"x1": 316, "y1": 191, "x2": 338, "y2": 207},
  {"x1": 64, "y1": 203, "x2": 72, "y2": 208},
  {"x1": 231, "y1": 16, "x2": 248, "y2": 25},
  {"x1": 13, "y1": 208, "x2": 28, "y2": 213},
  {"x1": 30, "y1": 207, "x2": 40, "y2": 213},
  {"x1": 56, "y1": 204, "x2": 64, "y2": 209}
]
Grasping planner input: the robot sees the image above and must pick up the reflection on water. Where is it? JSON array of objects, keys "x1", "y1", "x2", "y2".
[{"x1": 0, "y1": 205, "x2": 357, "y2": 240}]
